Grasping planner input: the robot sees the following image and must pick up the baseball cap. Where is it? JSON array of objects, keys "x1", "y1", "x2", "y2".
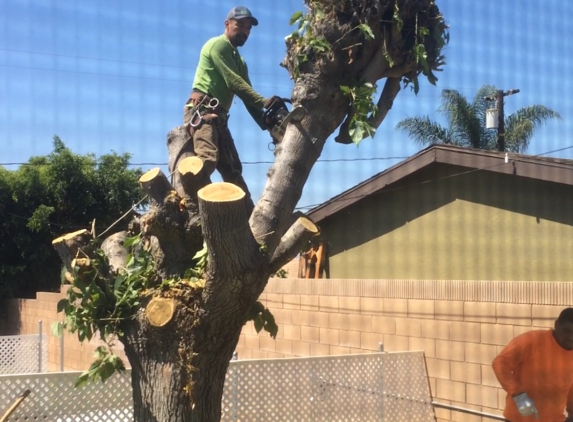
[{"x1": 226, "y1": 6, "x2": 259, "y2": 26}]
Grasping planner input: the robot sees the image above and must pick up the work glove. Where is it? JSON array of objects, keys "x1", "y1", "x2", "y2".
[{"x1": 513, "y1": 393, "x2": 539, "y2": 419}]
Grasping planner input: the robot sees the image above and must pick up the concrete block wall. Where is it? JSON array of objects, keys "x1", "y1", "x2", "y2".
[
  {"x1": 236, "y1": 279, "x2": 573, "y2": 422},
  {"x1": 3, "y1": 278, "x2": 572, "y2": 421},
  {"x1": 1, "y1": 287, "x2": 126, "y2": 372}
]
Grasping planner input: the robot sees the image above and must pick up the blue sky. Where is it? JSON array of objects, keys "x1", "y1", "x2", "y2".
[{"x1": 1, "y1": 0, "x2": 572, "y2": 211}]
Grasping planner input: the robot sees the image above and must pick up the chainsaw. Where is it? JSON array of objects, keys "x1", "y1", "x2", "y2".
[{"x1": 263, "y1": 97, "x2": 306, "y2": 149}]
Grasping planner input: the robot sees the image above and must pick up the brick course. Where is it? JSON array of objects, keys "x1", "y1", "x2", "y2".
[{"x1": 3, "y1": 278, "x2": 571, "y2": 422}]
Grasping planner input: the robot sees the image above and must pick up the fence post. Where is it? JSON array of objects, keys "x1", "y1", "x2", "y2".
[
  {"x1": 60, "y1": 322, "x2": 64, "y2": 372},
  {"x1": 38, "y1": 320, "x2": 43, "y2": 373}
]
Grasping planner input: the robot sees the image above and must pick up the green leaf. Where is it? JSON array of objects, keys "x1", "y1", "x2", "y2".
[
  {"x1": 93, "y1": 346, "x2": 108, "y2": 360},
  {"x1": 393, "y1": 3, "x2": 403, "y2": 31},
  {"x1": 314, "y1": 8, "x2": 325, "y2": 20},
  {"x1": 113, "y1": 273, "x2": 125, "y2": 292},
  {"x1": 289, "y1": 11, "x2": 303, "y2": 25},
  {"x1": 427, "y1": 71, "x2": 438, "y2": 86},
  {"x1": 340, "y1": 86, "x2": 351, "y2": 95},
  {"x1": 383, "y1": 50, "x2": 394, "y2": 68},
  {"x1": 75, "y1": 371, "x2": 90, "y2": 388},
  {"x1": 349, "y1": 123, "x2": 364, "y2": 145},
  {"x1": 57, "y1": 298, "x2": 68, "y2": 313},
  {"x1": 51, "y1": 321, "x2": 64, "y2": 337},
  {"x1": 413, "y1": 77, "x2": 420, "y2": 95},
  {"x1": 98, "y1": 361, "x2": 116, "y2": 382},
  {"x1": 357, "y1": 24, "x2": 375, "y2": 40},
  {"x1": 123, "y1": 234, "x2": 140, "y2": 249},
  {"x1": 253, "y1": 315, "x2": 263, "y2": 333}
]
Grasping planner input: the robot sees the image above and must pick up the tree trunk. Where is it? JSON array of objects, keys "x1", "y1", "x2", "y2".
[
  {"x1": 117, "y1": 181, "x2": 270, "y2": 422},
  {"x1": 52, "y1": 2, "x2": 448, "y2": 421}
]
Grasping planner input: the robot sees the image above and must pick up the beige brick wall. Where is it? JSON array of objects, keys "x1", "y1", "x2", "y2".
[
  {"x1": 1, "y1": 286, "x2": 126, "y2": 372},
  {"x1": 2, "y1": 278, "x2": 569, "y2": 421},
  {"x1": 237, "y1": 278, "x2": 571, "y2": 421}
]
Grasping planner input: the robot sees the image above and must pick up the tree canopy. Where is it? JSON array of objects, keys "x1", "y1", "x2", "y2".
[
  {"x1": 0, "y1": 136, "x2": 145, "y2": 299},
  {"x1": 396, "y1": 85, "x2": 561, "y2": 152}
]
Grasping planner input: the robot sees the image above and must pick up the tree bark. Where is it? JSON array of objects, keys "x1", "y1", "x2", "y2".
[
  {"x1": 52, "y1": 2, "x2": 448, "y2": 421},
  {"x1": 270, "y1": 216, "x2": 319, "y2": 274},
  {"x1": 119, "y1": 182, "x2": 268, "y2": 422},
  {"x1": 52, "y1": 229, "x2": 92, "y2": 272}
]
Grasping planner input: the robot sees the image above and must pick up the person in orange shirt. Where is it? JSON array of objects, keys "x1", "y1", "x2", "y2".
[{"x1": 492, "y1": 307, "x2": 573, "y2": 422}]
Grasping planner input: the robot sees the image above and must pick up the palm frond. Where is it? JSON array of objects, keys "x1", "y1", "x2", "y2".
[
  {"x1": 440, "y1": 89, "x2": 483, "y2": 148},
  {"x1": 505, "y1": 105, "x2": 561, "y2": 152},
  {"x1": 396, "y1": 116, "x2": 452, "y2": 147}
]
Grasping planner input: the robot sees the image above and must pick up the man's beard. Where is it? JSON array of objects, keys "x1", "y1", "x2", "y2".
[{"x1": 231, "y1": 34, "x2": 247, "y2": 47}]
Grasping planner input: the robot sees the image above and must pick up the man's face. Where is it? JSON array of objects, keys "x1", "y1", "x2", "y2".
[
  {"x1": 554, "y1": 321, "x2": 573, "y2": 350},
  {"x1": 224, "y1": 18, "x2": 252, "y2": 47}
]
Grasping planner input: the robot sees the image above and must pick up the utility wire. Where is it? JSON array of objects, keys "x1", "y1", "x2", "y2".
[
  {"x1": 294, "y1": 146, "x2": 573, "y2": 211},
  {"x1": 0, "y1": 47, "x2": 285, "y2": 79},
  {"x1": 0, "y1": 156, "x2": 410, "y2": 167},
  {"x1": 5, "y1": 145, "x2": 573, "y2": 233}
]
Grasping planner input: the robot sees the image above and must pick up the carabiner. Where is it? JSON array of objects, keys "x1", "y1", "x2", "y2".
[
  {"x1": 207, "y1": 98, "x2": 219, "y2": 110},
  {"x1": 190, "y1": 109, "x2": 203, "y2": 128}
]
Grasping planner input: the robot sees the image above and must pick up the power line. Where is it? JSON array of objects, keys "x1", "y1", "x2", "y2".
[
  {"x1": 0, "y1": 156, "x2": 409, "y2": 167},
  {"x1": 0, "y1": 47, "x2": 287, "y2": 79},
  {"x1": 0, "y1": 63, "x2": 190, "y2": 83},
  {"x1": 294, "y1": 145, "x2": 573, "y2": 211},
  {"x1": 0, "y1": 48, "x2": 195, "y2": 70},
  {"x1": 0, "y1": 63, "x2": 292, "y2": 91},
  {"x1": 5, "y1": 145, "x2": 573, "y2": 233}
]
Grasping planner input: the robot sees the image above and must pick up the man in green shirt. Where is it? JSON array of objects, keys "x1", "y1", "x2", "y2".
[{"x1": 184, "y1": 6, "x2": 276, "y2": 209}]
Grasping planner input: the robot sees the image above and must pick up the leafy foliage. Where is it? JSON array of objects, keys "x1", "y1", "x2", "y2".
[
  {"x1": 340, "y1": 82, "x2": 378, "y2": 145},
  {"x1": 286, "y1": 4, "x2": 331, "y2": 80},
  {"x1": 400, "y1": 3, "x2": 449, "y2": 94},
  {"x1": 53, "y1": 234, "x2": 155, "y2": 385},
  {"x1": 245, "y1": 301, "x2": 278, "y2": 338},
  {"x1": 0, "y1": 137, "x2": 145, "y2": 299},
  {"x1": 397, "y1": 86, "x2": 561, "y2": 152}
]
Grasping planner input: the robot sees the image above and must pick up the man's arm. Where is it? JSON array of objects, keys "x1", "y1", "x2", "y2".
[
  {"x1": 210, "y1": 40, "x2": 265, "y2": 112},
  {"x1": 492, "y1": 334, "x2": 530, "y2": 396}
]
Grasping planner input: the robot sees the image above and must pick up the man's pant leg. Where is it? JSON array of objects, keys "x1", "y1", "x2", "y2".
[
  {"x1": 191, "y1": 120, "x2": 219, "y2": 178},
  {"x1": 216, "y1": 123, "x2": 254, "y2": 213}
]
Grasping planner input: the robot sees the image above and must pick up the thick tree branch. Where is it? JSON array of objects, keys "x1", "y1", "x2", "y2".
[
  {"x1": 100, "y1": 231, "x2": 128, "y2": 274},
  {"x1": 198, "y1": 183, "x2": 261, "y2": 278},
  {"x1": 52, "y1": 229, "x2": 92, "y2": 273},
  {"x1": 269, "y1": 216, "x2": 319, "y2": 274},
  {"x1": 167, "y1": 125, "x2": 195, "y2": 198},
  {"x1": 369, "y1": 77, "x2": 402, "y2": 128},
  {"x1": 138, "y1": 168, "x2": 203, "y2": 279},
  {"x1": 177, "y1": 156, "x2": 207, "y2": 212},
  {"x1": 139, "y1": 168, "x2": 173, "y2": 206}
]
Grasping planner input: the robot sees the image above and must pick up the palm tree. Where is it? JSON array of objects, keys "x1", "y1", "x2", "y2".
[{"x1": 396, "y1": 85, "x2": 561, "y2": 153}]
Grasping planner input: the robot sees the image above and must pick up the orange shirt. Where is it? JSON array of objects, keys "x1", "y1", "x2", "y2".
[{"x1": 492, "y1": 329, "x2": 573, "y2": 422}]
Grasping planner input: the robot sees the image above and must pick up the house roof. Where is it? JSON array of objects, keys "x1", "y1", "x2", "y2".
[{"x1": 307, "y1": 144, "x2": 573, "y2": 223}]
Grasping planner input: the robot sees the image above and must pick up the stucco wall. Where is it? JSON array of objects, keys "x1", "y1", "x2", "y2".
[{"x1": 319, "y1": 165, "x2": 573, "y2": 281}]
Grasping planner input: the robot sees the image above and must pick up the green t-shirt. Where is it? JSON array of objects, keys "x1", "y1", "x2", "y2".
[{"x1": 192, "y1": 34, "x2": 266, "y2": 129}]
